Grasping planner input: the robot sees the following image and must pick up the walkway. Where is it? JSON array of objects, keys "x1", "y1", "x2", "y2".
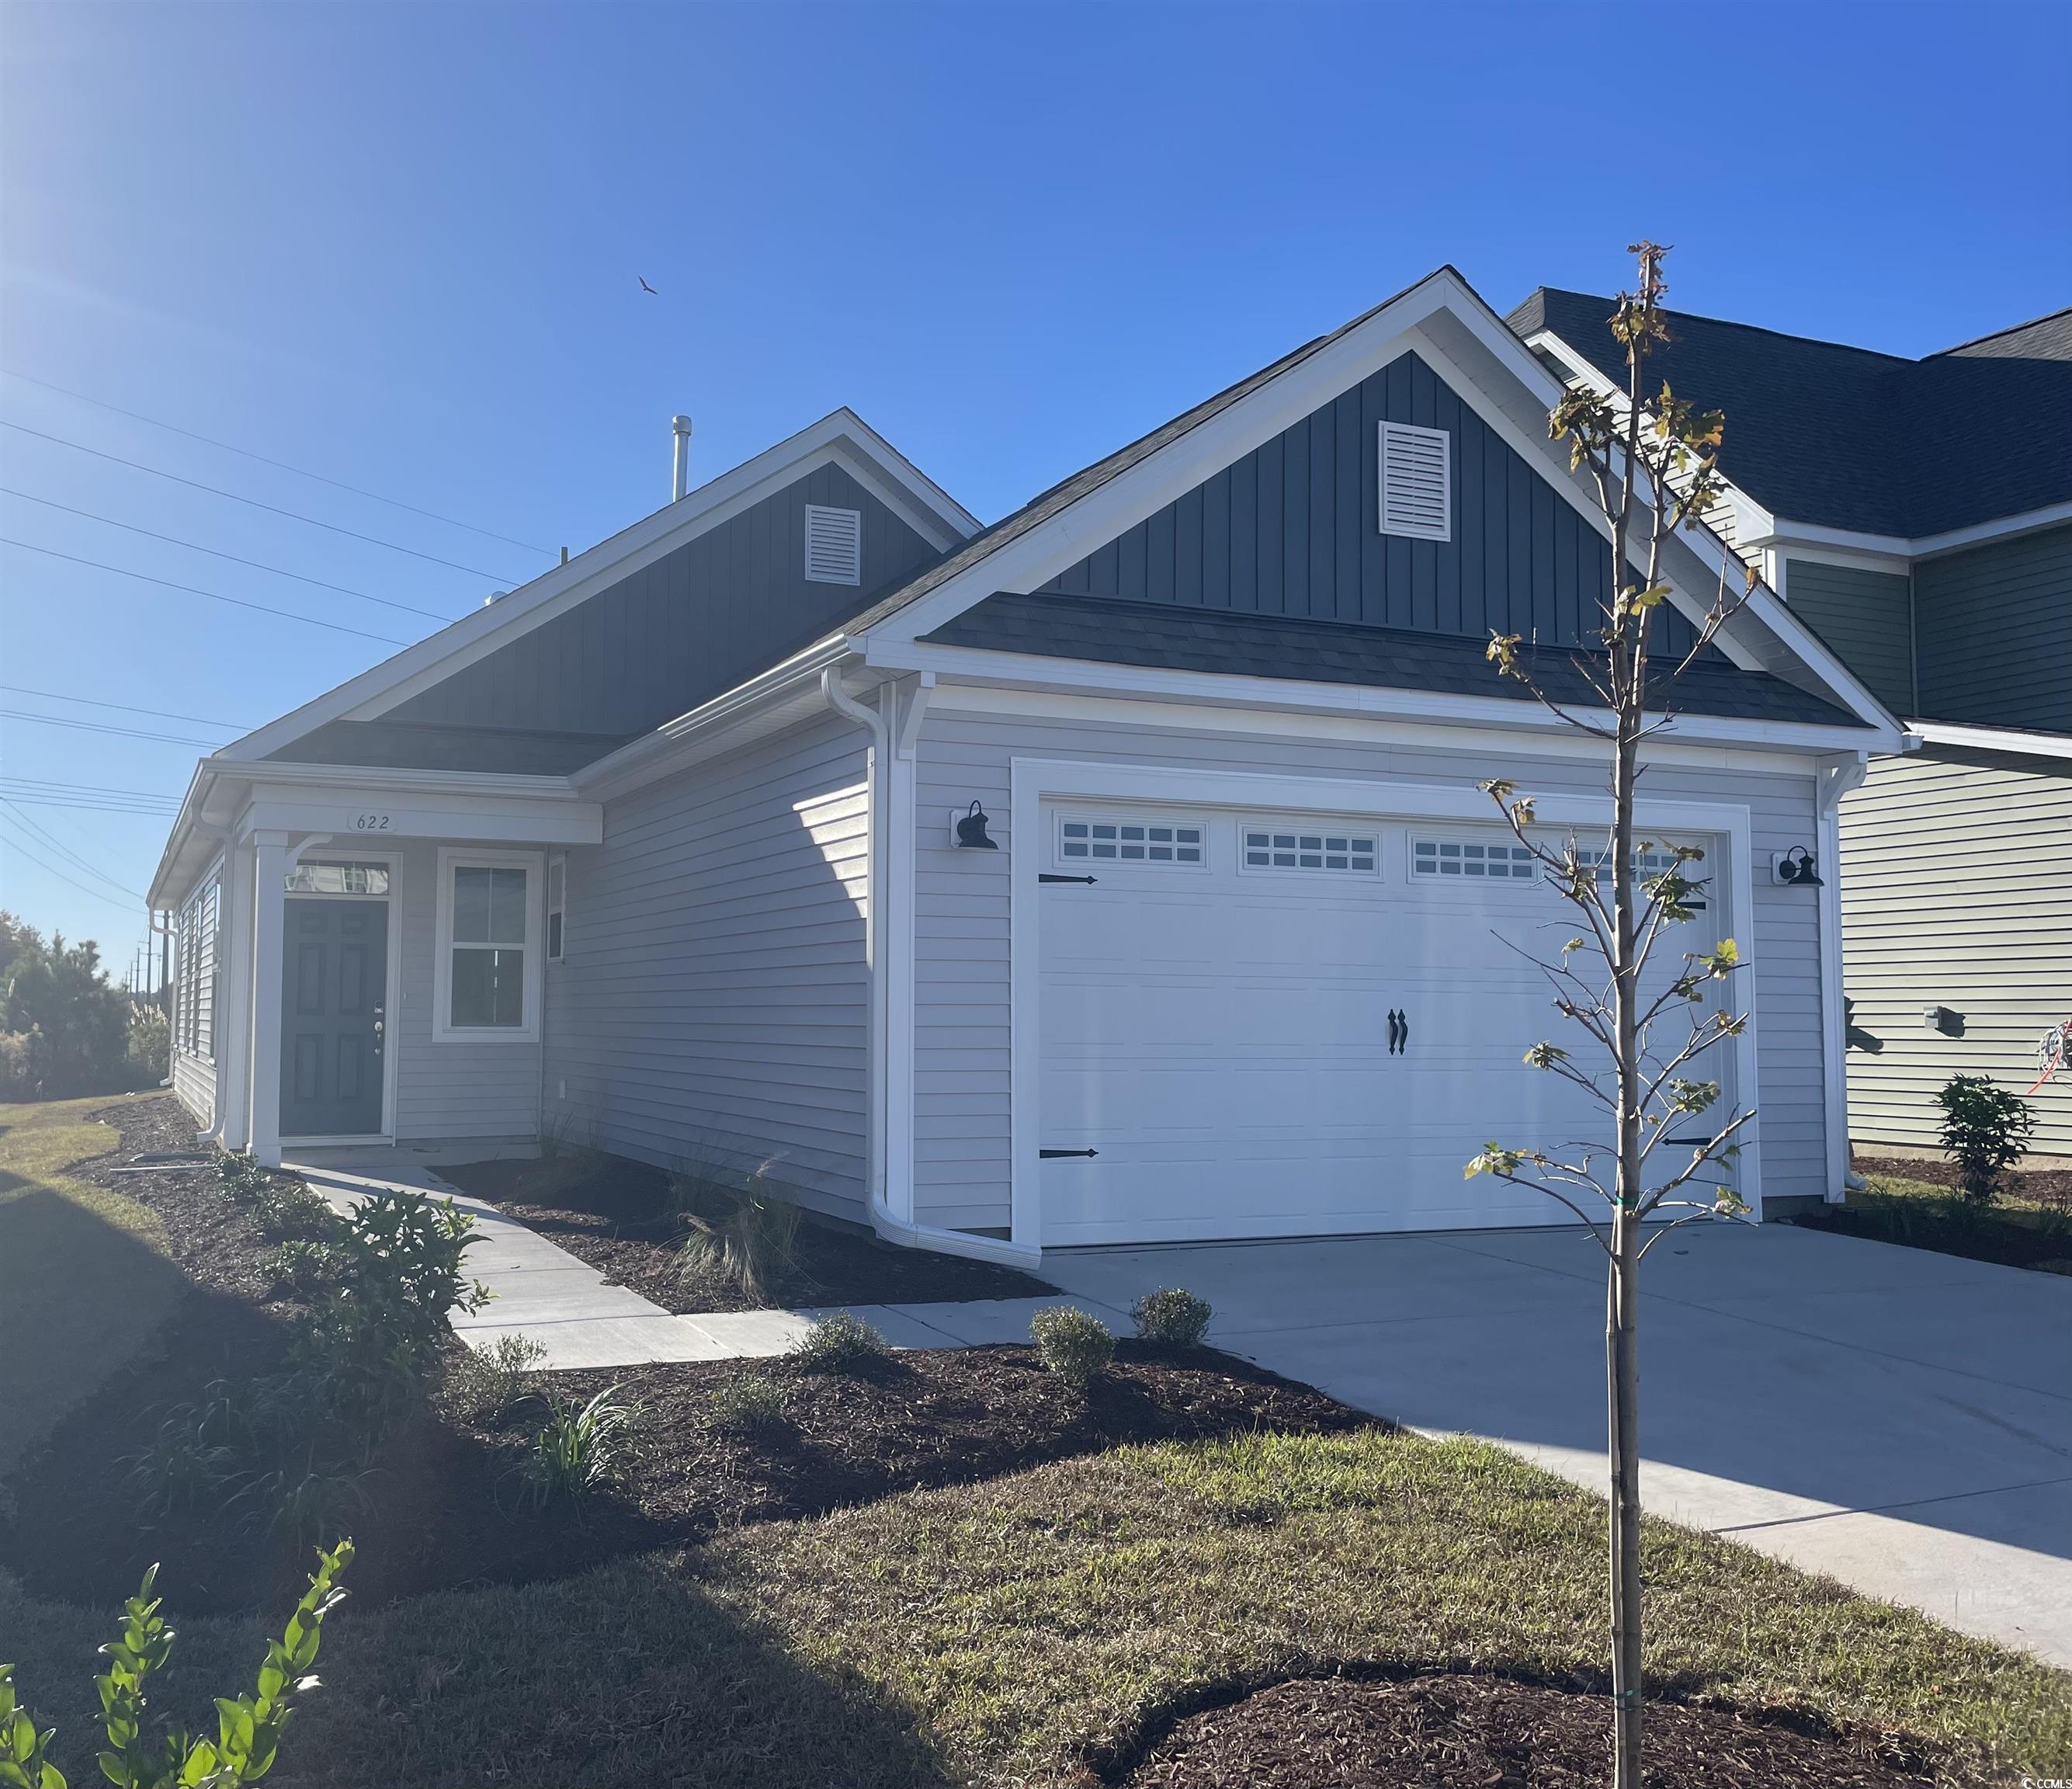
[{"x1": 288, "y1": 1158, "x2": 1121, "y2": 1368}]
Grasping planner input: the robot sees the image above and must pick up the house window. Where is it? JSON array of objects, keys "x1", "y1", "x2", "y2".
[
  {"x1": 1058, "y1": 815, "x2": 1205, "y2": 865},
  {"x1": 433, "y1": 849, "x2": 541, "y2": 1041},
  {"x1": 547, "y1": 856, "x2": 565, "y2": 963},
  {"x1": 1243, "y1": 828, "x2": 1377, "y2": 874},
  {"x1": 1413, "y1": 839, "x2": 1537, "y2": 881},
  {"x1": 286, "y1": 860, "x2": 390, "y2": 896}
]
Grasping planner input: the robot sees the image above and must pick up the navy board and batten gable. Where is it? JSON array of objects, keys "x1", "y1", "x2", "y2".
[{"x1": 266, "y1": 460, "x2": 947, "y2": 773}]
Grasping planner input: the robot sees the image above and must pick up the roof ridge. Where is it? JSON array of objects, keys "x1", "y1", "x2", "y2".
[
  {"x1": 1928, "y1": 303, "x2": 2072, "y2": 357},
  {"x1": 1528, "y1": 288, "x2": 1914, "y2": 366}
]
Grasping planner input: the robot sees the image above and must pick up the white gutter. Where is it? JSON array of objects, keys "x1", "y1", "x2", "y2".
[{"x1": 820, "y1": 664, "x2": 1042, "y2": 1268}]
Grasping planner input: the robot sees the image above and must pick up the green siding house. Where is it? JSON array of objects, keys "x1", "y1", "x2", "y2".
[{"x1": 1511, "y1": 294, "x2": 2072, "y2": 1159}]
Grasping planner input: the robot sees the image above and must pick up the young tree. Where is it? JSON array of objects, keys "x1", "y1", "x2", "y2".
[{"x1": 1466, "y1": 243, "x2": 1758, "y2": 1788}]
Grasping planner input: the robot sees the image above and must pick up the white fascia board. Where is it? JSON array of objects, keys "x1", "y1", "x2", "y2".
[
  {"x1": 214, "y1": 413, "x2": 972, "y2": 766},
  {"x1": 868, "y1": 637, "x2": 1901, "y2": 757},
  {"x1": 1744, "y1": 500, "x2": 2072, "y2": 562},
  {"x1": 1907, "y1": 720, "x2": 2072, "y2": 760},
  {"x1": 929, "y1": 679, "x2": 1824, "y2": 777}
]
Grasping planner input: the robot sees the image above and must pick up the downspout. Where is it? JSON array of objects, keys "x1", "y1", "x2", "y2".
[
  {"x1": 1817, "y1": 752, "x2": 1871, "y2": 1202},
  {"x1": 821, "y1": 665, "x2": 1040, "y2": 1267}
]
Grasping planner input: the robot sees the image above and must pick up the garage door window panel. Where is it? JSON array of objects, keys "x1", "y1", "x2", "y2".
[
  {"x1": 1242, "y1": 826, "x2": 1378, "y2": 875},
  {"x1": 1057, "y1": 815, "x2": 1206, "y2": 867},
  {"x1": 1412, "y1": 837, "x2": 1537, "y2": 881}
]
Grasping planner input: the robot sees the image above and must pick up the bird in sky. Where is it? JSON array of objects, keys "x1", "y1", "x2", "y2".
[{"x1": 638, "y1": 276, "x2": 658, "y2": 294}]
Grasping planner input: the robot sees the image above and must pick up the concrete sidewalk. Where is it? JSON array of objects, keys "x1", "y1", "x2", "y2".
[{"x1": 289, "y1": 1159, "x2": 1122, "y2": 1368}]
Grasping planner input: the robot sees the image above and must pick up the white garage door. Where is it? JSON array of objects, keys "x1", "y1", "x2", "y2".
[{"x1": 1036, "y1": 804, "x2": 1730, "y2": 1245}]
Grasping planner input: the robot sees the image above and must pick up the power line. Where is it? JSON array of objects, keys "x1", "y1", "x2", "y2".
[
  {"x1": 2, "y1": 538, "x2": 411, "y2": 645},
  {"x1": 0, "y1": 822, "x2": 143, "y2": 912},
  {"x1": 2, "y1": 796, "x2": 179, "y2": 816},
  {"x1": 0, "y1": 685, "x2": 249, "y2": 730},
  {"x1": 0, "y1": 421, "x2": 533, "y2": 583},
  {"x1": 1, "y1": 777, "x2": 182, "y2": 817},
  {"x1": 2, "y1": 487, "x2": 455, "y2": 621},
  {"x1": 2, "y1": 710, "x2": 225, "y2": 747},
  {"x1": 1, "y1": 366, "x2": 554, "y2": 557},
  {"x1": 0, "y1": 801, "x2": 145, "y2": 899}
]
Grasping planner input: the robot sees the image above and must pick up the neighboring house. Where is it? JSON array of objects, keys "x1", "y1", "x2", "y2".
[
  {"x1": 1511, "y1": 293, "x2": 2072, "y2": 1158},
  {"x1": 151, "y1": 268, "x2": 1903, "y2": 1264}
]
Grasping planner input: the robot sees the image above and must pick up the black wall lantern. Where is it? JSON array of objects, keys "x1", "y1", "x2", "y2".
[
  {"x1": 1772, "y1": 845, "x2": 1821, "y2": 888},
  {"x1": 953, "y1": 800, "x2": 999, "y2": 849}
]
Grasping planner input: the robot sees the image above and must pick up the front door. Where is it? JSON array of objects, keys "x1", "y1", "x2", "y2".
[{"x1": 279, "y1": 897, "x2": 388, "y2": 1137}]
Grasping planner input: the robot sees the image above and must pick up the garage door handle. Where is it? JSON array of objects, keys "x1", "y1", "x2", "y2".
[
  {"x1": 1039, "y1": 874, "x2": 1098, "y2": 884},
  {"x1": 1039, "y1": 1148, "x2": 1100, "y2": 1159},
  {"x1": 1388, "y1": 1009, "x2": 1409, "y2": 1055}
]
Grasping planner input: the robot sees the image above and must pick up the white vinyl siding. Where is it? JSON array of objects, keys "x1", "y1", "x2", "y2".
[
  {"x1": 913, "y1": 702, "x2": 1831, "y2": 1233},
  {"x1": 542, "y1": 714, "x2": 870, "y2": 1220},
  {"x1": 1838, "y1": 745, "x2": 2072, "y2": 1156},
  {"x1": 388, "y1": 841, "x2": 543, "y2": 1141}
]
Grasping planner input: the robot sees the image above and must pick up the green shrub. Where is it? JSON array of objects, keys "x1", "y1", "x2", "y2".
[
  {"x1": 216, "y1": 1150, "x2": 272, "y2": 1203},
  {"x1": 237, "y1": 1462, "x2": 373, "y2": 1550},
  {"x1": 785, "y1": 1311, "x2": 888, "y2": 1374},
  {"x1": 708, "y1": 1374, "x2": 789, "y2": 1438},
  {"x1": 518, "y1": 1385, "x2": 640, "y2": 1509},
  {"x1": 675, "y1": 1183, "x2": 802, "y2": 1304},
  {"x1": 446, "y1": 1334, "x2": 548, "y2": 1423},
  {"x1": 1131, "y1": 1287, "x2": 1213, "y2": 1346},
  {"x1": 0, "y1": 917, "x2": 133, "y2": 1099},
  {"x1": 1030, "y1": 1305, "x2": 1114, "y2": 1392},
  {"x1": 0, "y1": 1541, "x2": 351, "y2": 1788},
  {"x1": 124, "y1": 1006, "x2": 169, "y2": 1088},
  {"x1": 262, "y1": 1236, "x2": 344, "y2": 1296},
  {"x1": 1936, "y1": 1074, "x2": 2036, "y2": 1203},
  {"x1": 251, "y1": 1177, "x2": 339, "y2": 1242}
]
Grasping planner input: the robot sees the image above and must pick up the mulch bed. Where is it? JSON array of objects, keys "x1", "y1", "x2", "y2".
[
  {"x1": 3, "y1": 1096, "x2": 1367, "y2": 1616},
  {"x1": 1852, "y1": 1152, "x2": 2072, "y2": 1207},
  {"x1": 439, "y1": 1152, "x2": 1057, "y2": 1311},
  {"x1": 1117, "y1": 1673, "x2": 1937, "y2": 1787}
]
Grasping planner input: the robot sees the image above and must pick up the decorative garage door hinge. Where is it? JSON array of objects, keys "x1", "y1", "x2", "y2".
[
  {"x1": 1039, "y1": 1148, "x2": 1100, "y2": 1159},
  {"x1": 1039, "y1": 873, "x2": 1098, "y2": 884}
]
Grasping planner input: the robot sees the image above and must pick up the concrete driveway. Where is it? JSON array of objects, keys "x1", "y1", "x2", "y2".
[{"x1": 1043, "y1": 1222, "x2": 2072, "y2": 1669}]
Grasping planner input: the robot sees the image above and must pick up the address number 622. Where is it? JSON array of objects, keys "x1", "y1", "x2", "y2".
[{"x1": 352, "y1": 813, "x2": 391, "y2": 831}]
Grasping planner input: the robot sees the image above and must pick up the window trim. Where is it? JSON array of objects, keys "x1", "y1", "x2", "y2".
[
  {"x1": 1053, "y1": 810, "x2": 1210, "y2": 871},
  {"x1": 432, "y1": 846, "x2": 543, "y2": 1044},
  {"x1": 1237, "y1": 821, "x2": 1381, "y2": 879}
]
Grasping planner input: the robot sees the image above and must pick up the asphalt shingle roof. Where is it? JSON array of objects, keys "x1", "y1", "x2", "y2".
[
  {"x1": 1506, "y1": 289, "x2": 2072, "y2": 538},
  {"x1": 924, "y1": 590, "x2": 1866, "y2": 729}
]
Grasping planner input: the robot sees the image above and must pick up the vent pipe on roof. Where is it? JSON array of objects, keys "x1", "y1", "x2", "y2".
[{"x1": 672, "y1": 415, "x2": 693, "y2": 502}]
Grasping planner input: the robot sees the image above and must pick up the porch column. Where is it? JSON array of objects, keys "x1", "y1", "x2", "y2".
[
  {"x1": 247, "y1": 830, "x2": 292, "y2": 1167},
  {"x1": 213, "y1": 838, "x2": 255, "y2": 1149}
]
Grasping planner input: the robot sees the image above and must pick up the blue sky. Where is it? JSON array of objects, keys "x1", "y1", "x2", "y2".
[{"x1": 2, "y1": 0, "x2": 2067, "y2": 967}]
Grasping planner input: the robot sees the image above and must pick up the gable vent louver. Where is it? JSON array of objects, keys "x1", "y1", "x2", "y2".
[
  {"x1": 803, "y1": 504, "x2": 863, "y2": 585},
  {"x1": 1377, "y1": 422, "x2": 1452, "y2": 542}
]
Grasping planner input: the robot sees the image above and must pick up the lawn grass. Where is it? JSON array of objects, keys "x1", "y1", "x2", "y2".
[
  {"x1": 0, "y1": 1095, "x2": 186, "y2": 1474},
  {"x1": 5, "y1": 1429, "x2": 2065, "y2": 1787}
]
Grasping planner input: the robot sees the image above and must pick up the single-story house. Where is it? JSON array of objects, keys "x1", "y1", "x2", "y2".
[
  {"x1": 1512, "y1": 291, "x2": 2072, "y2": 1157},
  {"x1": 150, "y1": 267, "x2": 1904, "y2": 1265}
]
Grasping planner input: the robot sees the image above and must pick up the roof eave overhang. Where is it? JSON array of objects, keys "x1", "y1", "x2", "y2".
[{"x1": 863, "y1": 637, "x2": 1900, "y2": 759}]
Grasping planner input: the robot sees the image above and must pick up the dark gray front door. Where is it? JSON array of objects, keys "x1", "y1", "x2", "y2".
[{"x1": 279, "y1": 898, "x2": 387, "y2": 1137}]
